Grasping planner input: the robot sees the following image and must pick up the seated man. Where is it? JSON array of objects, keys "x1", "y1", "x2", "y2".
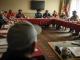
[
  {"x1": 70, "y1": 11, "x2": 79, "y2": 36},
  {"x1": 3, "y1": 11, "x2": 8, "y2": 18},
  {"x1": 43, "y1": 10, "x2": 51, "y2": 18},
  {"x1": 0, "y1": 12, "x2": 7, "y2": 28},
  {"x1": 35, "y1": 9, "x2": 42, "y2": 18},
  {"x1": 60, "y1": 12, "x2": 68, "y2": 19},
  {"x1": 16, "y1": 9, "x2": 25, "y2": 18},
  {"x1": 52, "y1": 10, "x2": 58, "y2": 28},
  {"x1": 7, "y1": 9, "x2": 15, "y2": 19},
  {"x1": 1, "y1": 22, "x2": 45, "y2": 60},
  {"x1": 43, "y1": 10, "x2": 51, "y2": 28},
  {"x1": 52, "y1": 10, "x2": 58, "y2": 17},
  {"x1": 70, "y1": 11, "x2": 79, "y2": 21}
]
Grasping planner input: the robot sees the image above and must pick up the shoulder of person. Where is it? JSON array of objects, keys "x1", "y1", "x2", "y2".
[{"x1": 76, "y1": 15, "x2": 79, "y2": 18}]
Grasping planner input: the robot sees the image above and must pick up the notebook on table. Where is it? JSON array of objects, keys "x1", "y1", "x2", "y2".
[{"x1": 68, "y1": 47, "x2": 80, "y2": 57}]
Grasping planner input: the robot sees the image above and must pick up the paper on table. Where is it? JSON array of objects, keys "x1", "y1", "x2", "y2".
[{"x1": 68, "y1": 47, "x2": 80, "y2": 57}]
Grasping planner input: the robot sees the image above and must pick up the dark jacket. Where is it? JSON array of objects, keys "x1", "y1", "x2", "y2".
[
  {"x1": 70, "y1": 15, "x2": 79, "y2": 21},
  {"x1": 52, "y1": 14, "x2": 57, "y2": 17},
  {"x1": 0, "y1": 14, "x2": 6, "y2": 28},
  {"x1": 35, "y1": 13, "x2": 42, "y2": 18},
  {"x1": 43, "y1": 13, "x2": 51, "y2": 18},
  {"x1": 16, "y1": 13, "x2": 25, "y2": 18},
  {"x1": 1, "y1": 52, "x2": 45, "y2": 60}
]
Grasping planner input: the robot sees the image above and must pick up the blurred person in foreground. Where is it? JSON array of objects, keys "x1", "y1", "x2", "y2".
[{"x1": 1, "y1": 22, "x2": 45, "y2": 60}]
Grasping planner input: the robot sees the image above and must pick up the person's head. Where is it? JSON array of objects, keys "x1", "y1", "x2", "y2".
[
  {"x1": 18, "y1": 9, "x2": 22, "y2": 14},
  {"x1": 53, "y1": 10, "x2": 57, "y2": 14},
  {"x1": 36, "y1": 9, "x2": 41, "y2": 13},
  {"x1": 53, "y1": 10, "x2": 56, "y2": 13},
  {"x1": 7, "y1": 22, "x2": 37, "y2": 55},
  {"x1": 72, "y1": 11, "x2": 77, "y2": 16},
  {"x1": 3, "y1": 11, "x2": 7, "y2": 16},
  {"x1": 45, "y1": 10, "x2": 48, "y2": 13},
  {"x1": 9, "y1": 9, "x2": 12, "y2": 14}
]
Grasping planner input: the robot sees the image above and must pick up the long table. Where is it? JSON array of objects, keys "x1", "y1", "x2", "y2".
[
  {"x1": 0, "y1": 18, "x2": 80, "y2": 37},
  {"x1": 16, "y1": 18, "x2": 51, "y2": 26},
  {"x1": 15, "y1": 18, "x2": 80, "y2": 31}
]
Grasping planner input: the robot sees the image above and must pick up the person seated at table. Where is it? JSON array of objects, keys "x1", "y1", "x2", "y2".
[
  {"x1": 16, "y1": 9, "x2": 25, "y2": 18},
  {"x1": 52, "y1": 10, "x2": 58, "y2": 17},
  {"x1": 60, "y1": 12, "x2": 68, "y2": 19},
  {"x1": 59, "y1": 12, "x2": 68, "y2": 30},
  {"x1": 3, "y1": 11, "x2": 8, "y2": 18},
  {"x1": 70, "y1": 11, "x2": 79, "y2": 21},
  {"x1": 0, "y1": 11, "x2": 7, "y2": 20},
  {"x1": 55, "y1": 12, "x2": 68, "y2": 30},
  {"x1": 43, "y1": 10, "x2": 51, "y2": 18},
  {"x1": 0, "y1": 12, "x2": 7, "y2": 28},
  {"x1": 1, "y1": 22, "x2": 45, "y2": 60},
  {"x1": 35, "y1": 9, "x2": 43, "y2": 18},
  {"x1": 52, "y1": 10, "x2": 59, "y2": 28},
  {"x1": 70, "y1": 11, "x2": 79, "y2": 36},
  {"x1": 7, "y1": 9, "x2": 15, "y2": 19},
  {"x1": 43, "y1": 10, "x2": 51, "y2": 28}
]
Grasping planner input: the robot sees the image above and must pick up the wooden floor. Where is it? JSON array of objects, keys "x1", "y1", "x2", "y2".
[{"x1": 37, "y1": 28, "x2": 73, "y2": 60}]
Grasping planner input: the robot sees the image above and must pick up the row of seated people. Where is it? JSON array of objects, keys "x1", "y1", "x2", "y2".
[
  {"x1": 0, "y1": 9, "x2": 66, "y2": 28},
  {"x1": 0, "y1": 9, "x2": 80, "y2": 38},
  {"x1": 1, "y1": 9, "x2": 79, "y2": 20},
  {"x1": 35, "y1": 9, "x2": 68, "y2": 28},
  {"x1": 1, "y1": 9, "x2": 25, "y2": 19},
  {"x1": 35, "y1": 9, "x2": 80, "y2": 39},
  {"x1": 0, "y1": 9, "x2": 25, "y2": 28},
  {"x1": 35, "y1": 9, "x2": 79, "y2": 36},
  {"x1": 0, "y1": 9, "x2": 67, "y2": 19},
  {"x1": 35, "y1": 9, "x2": 79, "y2": 21},
  {"x1": 35, "y1": 9, "x2": 69, "y2": 19}
]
